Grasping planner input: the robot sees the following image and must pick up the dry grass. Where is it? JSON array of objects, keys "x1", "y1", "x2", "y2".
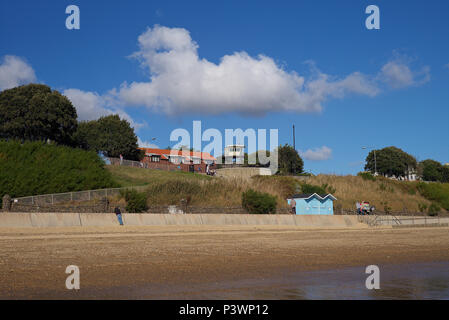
[
  {"x1": 144, "y1": 176, "x2": 295, "y2": 207},
  {"x1": 307, "y1": 174, "x2": 433, "y2": 212},
  {"x1": 107, "y1": 166, "x2": 296, "y2": 207},
  {"x1": 107, "y1": 166, "x2": 446, "y2": 213}
]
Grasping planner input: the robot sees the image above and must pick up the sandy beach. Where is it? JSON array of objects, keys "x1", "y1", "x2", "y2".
[{"x1": 0, "y1": 225, "x2": 448, "y2": 299}]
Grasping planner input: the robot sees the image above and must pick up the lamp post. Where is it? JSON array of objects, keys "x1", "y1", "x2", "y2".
[
  {"x1": 292, "y1": 124, "x2": 296, "y2": 175},
  {"x1": 362, "y1": 146, "x2": 377, "y2": 175}
]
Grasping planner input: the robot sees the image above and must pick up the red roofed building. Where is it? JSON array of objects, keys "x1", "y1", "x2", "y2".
[{"x1": 139, "y1": 148, "x2": 217, "y2": 173}]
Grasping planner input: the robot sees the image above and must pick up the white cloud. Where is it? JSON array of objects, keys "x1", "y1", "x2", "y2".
[
  {"x1": 0, "y1": 55, "x2": 145, "y2": 130},
  {"x1": 2, "y1": 28, "x2": 431, "y2": 121},
  {"x1": 63, "y1": 89, "x2": 109, "y2": 121},
  {"x1": 116, "y1": 25, "x2": 381, "y2": 115},
  {"x1": 300, "y1": 146, "x2": 332, "y2": 161},
  {"x1": 63, "y1": 88, "x2": 145, "y2": 129},
  {"x1": 137, "y1": 137, "x2": 159, "y2": 149},
  {"x1": 379, "y1": 59, "x2": 430, "y2": 89},
  {"x1": 0, "y1": 55, "x2": 37, "y2": 91}
]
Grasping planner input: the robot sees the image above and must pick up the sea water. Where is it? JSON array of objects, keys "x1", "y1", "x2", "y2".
[{"x1": 141, "y1": 261, "x2": 449, "y2": 300}]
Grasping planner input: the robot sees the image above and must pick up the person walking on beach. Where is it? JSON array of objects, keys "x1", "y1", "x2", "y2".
[
  {"x1": 114, "y1": 207, "x2": 124, "y2": 226},
  {"x1": 290, "y1": 198, "x2": 296, "y2": 214}
]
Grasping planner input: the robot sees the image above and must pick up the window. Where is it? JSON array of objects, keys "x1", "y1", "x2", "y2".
[
  {"x1": 151, "y1": 156, "x2": 160, "y2": 162},
  {"x1": 170, "y1": 156, "x2": 183, "y2": 164}
]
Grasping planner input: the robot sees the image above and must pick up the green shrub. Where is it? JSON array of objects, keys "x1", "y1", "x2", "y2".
[
  {"x1": 242, "y1": 189, "x2": 277, "y2": 214},
  {"x1": 0, "y1": 140, "x2": 118, "y2": 205},
  {"x1": 357, "y1": 171, "x2": 376, "y2": 181},
  {"x1": 417, "y1": 182, "x2": 449, "y2": 211},
  {"x1": 321, "y1": 183, "x2": 336, "y2": 194},
  {"x1": 427, "y1": 203, "x2": 441, "y2": 216},
  {"x1": 299, "y1": 182, "x2": 336, "y2": 195},
  {"x1": 300, "y1": 183, "x2": 326, "y2": 195},
  {"x1": 418, "y1": 203, "x2": 428, "y2": 213},
  {"x1": 121, "y1": 189, "x2": 148, "y2": 213}
]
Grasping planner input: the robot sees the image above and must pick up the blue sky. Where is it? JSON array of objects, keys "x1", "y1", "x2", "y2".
[{"x1": 1, "y1": 0, "x2": 448, "y2": 174}]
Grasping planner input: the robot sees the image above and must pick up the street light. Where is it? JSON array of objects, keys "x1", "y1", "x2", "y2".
[{"x1": 362, "y1": 146, "x2": 377, "y2": 175}]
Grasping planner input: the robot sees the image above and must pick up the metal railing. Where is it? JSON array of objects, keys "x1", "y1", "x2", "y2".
[
  {"x1": 11, "y1": 185, "x2": 147, "y2": 206},
  {"x1": 358, "y1": 214, "x2": 448, "y2": 227},
  {"x1": 108, "y1": 157, "x2": 149, "y2": 168}
]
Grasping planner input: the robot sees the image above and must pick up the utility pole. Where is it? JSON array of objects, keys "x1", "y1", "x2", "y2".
[
  {"x1": 292, "y1": 124, "x2": 296, "y2": 175},
  {"x1": 292, "y1": 124, "x2": 296, "y2": 150},
  {"x1": 373, "y1": 149, "x2": 377, "y2": 175}
]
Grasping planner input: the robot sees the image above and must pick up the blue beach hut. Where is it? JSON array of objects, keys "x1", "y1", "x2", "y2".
[{"x1": 287, "y1": 193, "x2": 337, "y2": 215}]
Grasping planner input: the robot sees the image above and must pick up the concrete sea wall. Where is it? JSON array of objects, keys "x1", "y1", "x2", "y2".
[
  {"x1": 0, "y1": 213, "x2": 366, "y2": 228},
  {"x1": 2, "y1": 212, "x2": 447, "y2": 229}
]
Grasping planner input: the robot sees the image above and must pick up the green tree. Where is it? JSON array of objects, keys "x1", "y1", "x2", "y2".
[
  {"x1": 0, "y1": 140, "x2": 117, "y2": 202},
  {"x1": 74, "y1": 115, "x2": 141, "y2": 160},
  {"x1": 442, "y1": 166, "x2": 449, "y2": 183},
  {"x1": 0, "y1": 84, "x2": 78, "y2": 145},
  {"x1": 243, "y1": 150, "x2": 271, "y2": 167},
  {"x1": 277, "y1": 144, "x2": 304, "y2": 175},
  {"x1": 419, "y1": 159, "x2": 444, "y2": 182},
  {"x1": 365, "y1": 146, "x2": 417, "y2": 178}
]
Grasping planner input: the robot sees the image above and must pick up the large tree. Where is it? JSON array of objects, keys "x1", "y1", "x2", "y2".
[
  {"x1": 419, "y1": 159, "x2": 449, "y2": 182},
  {"x1": 0, "y1": 84, "x2": 78, "y2": 145},
  {"x1": 365, "y1": 146, "x2": 417, "y2": 178},
  {"x1": 277, "y1": 144, "x2": 304, "y2": 175},
  {"x1": 74, "y1": 114, "x2": 141, "y2": 160},
  {"x1": 443, "y1": 165, "x2": 449, "y2": 183},
  {"x1": 243, "y1": 150, "x2": 271, "y2": 167}
]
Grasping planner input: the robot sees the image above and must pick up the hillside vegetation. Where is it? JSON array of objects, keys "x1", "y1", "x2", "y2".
[
  {"x1": 306, "y1": 174, "x2": 448, "y2": 213},
  {"x1": 107, "y1": 166, "x2": 295, "y2": 207},
  {"x1": 0, "y1": 141, "x2": 117, "y2": 203},
  {"x1": 106, "y1": 165, "x2": 211, "y2": 187},
  {"x1": 107, "y1": 166, "x2": 448, "y2": 214}
]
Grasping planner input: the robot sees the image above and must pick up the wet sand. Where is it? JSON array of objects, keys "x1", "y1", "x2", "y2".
[{"x1": 0, "y1": 225, "x2": 448, "y2": 299}]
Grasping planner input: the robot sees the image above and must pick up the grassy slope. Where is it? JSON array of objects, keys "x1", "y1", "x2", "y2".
[
  {"x1": 106, "y1": 165, "x2": 295, "y2": 207},
  {"x1": 306, "y1": 175, "x2": 449, "y2": 214},
  {"x1": 0, "y1": 141, "x2": 117, "y2": 201},
  {"x1": 106, "y1": 165, "x2": 210, "y2": 187},
  {"x1": 107, "y1": 165, "x2": 448, "y2": 213},
  {"x1": 307, "y1": 175, "x2": 430, "y2": 213}
]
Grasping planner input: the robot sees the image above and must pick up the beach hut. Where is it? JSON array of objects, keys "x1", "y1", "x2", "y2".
[{"x1": 287, "y1": 193, "x2": 337, "y2": 215}]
